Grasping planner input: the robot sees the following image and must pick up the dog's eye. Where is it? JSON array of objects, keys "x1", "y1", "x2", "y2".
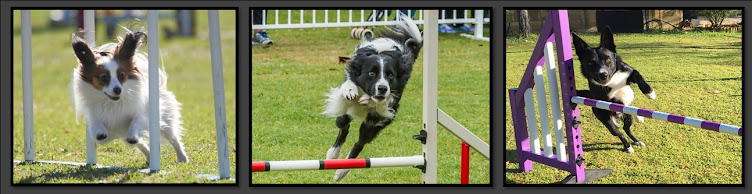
[
  {"x1": 100, "y1": 75, "x2": 110, "y2": 83},
  {"x1": 118, "y1": 72, "x2": 125, "y2": 80},
  {"x1": 605, "y1": 57, "x2": 611, "y2": 64},
  {"x1": 368, "y1": 72, "x2": 375, "y2": 76},
  {"x1": 388, "y1": 74, "x2": 394, "y2": 79}
]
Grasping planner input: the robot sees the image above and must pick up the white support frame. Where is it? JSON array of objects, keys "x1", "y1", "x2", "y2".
[
  {"x1": 17, "y1": 9, "x2": 233, "y2": 181},
  {"x1": 422, "y1": 10, "x2": 439, "y2": 184}
]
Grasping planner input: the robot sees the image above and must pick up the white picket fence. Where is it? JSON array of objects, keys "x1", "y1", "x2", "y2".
[{"x1": 251, "y1": 9, "x2": 490, "y2": 41}]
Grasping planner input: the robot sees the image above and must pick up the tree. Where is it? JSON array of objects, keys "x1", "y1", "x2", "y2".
[
  {"x1": 518, "y1": 10, "x2": 531, "y2": 37},
  {"x1": 691, "y1": 10, "x2": 741, "y2": 28}
]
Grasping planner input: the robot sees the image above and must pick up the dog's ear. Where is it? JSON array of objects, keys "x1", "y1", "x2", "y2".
[
  {"x1": 403, "y1": 38, "x2": 422, "y2": 59},
  {"x1": 571, "y1": 32, "x2": 590, "y2": 55},
  {"x1": 347, "y1": 48, "x2": 372, "y2": 77},
  {"x1": 600, "y1": 26, "x2": 616, "y2": 53},
  {"x1": 346, "y1": 59, "x2": 362, "y2": 77},
  {"x1": 115, "y1": 30, "x2": 146, "y2": 64},
  {"x1": 71, "y1": 33, "x2": 96, "y2": 74}
]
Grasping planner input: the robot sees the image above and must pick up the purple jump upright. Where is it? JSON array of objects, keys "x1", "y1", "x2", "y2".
[{"x1": 509, "y1": 10, "x2": 588, "y2": 183}]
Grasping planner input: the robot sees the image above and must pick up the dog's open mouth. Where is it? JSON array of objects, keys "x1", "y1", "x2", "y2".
[
  {"x1": 373, "y1": 95, "x2": 386, "y2": 101},
  {"x1": 104, "y1": 92, "x2": 120, "y2": 101}
]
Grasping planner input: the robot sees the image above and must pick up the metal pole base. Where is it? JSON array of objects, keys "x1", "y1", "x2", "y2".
[{"x1": 560, "y1": 169, "x2": 613, "y2": 184}]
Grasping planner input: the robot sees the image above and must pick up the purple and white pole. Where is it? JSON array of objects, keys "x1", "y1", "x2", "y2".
[{"x1": 571, "y1": 96, "x2": 742, "y2": 136}]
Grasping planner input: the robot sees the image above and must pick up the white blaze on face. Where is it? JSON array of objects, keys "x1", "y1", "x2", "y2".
[
  {"x1": 374, "y1": 57, "x2": 390, "y2": 99},
  {"x1": 103, "y1": 58, "x2": 122, "y2": 97}
]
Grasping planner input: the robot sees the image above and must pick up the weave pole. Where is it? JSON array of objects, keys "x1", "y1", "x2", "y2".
[
  {"x1": 208, "y1": 10, "x2": 232, "y2": 179},
  {"x1": 21, "y1": 10, "x2": 34, "y2": 162},
  {"x1": 571, "y1": 96, "x2": 742, "y2": 136},
  {"x1": 83, "y1": 10, "x2": 97, "y2": 165},
  {"x1": 147, "y1": 10, "x2": 161, "y2": 173},
  {"x1": 252, "y1": 155, "x2": 424, "y2": 172}
]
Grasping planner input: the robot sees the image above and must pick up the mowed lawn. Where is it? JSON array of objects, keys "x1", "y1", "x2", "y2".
[
  {"x1": 505, "y1": 31, "x2": 742, "y2": 184},
  {"x1": 252, "y1": 10, "x2": 490, "y2": 184},
  {"x1": 12, "y1": 10, "x2": 237, "y2": 183}
]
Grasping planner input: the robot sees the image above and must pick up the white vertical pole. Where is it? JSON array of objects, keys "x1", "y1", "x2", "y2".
[
  {"x1": 84, "y1": 10, "x2": 95, "y2": 46},
  {"x1": 524, "y1": 88, "x2": 541, "y2": 154},
  {"x1": 208, "y1": 10, "x2": 231, "y2": 179},
  {"x1": 383, "y1": 9, "x2": 387, "y2": 22},
  {"x1": 275, "y1": 10, "x2": 279, "y2": 25},
  {"x1": 474, "y1": 10, "x2": 484, "y2": 39},
  {"x1": 147, "y1": 10, "x2": 161, "y2": 172},
  {"x1": 83, "y1": 10, "x2": 97, "y2": 165},
  {"x1": 262, "y1": 10, "x2": 266, "y2": 25},
  {"x1": 300, "y1": 10, "x2": 303, "y2": 24},
  {"x1": 348, "y1": 10, "x2": 352, "y2": 23},
  {"x1": 422, "y1": 10, "x2": 438, "y2": 184},
  {"x1": 21, "y1": 10, "x2": 34, "y2": 162},
  {"x1": 534, "y1": 66, "x2": 553, "y2": 157},
  {"x1": 545, "y1": 42, "x2": 567, "y2": 162},
  {"x1": 325, "y1": 10, "x2": 328, "y2": 24},
  {"x1": 337, "y1": 10, "x2": 340, "y2": 24},
  {"x1": 288, "y1": 10, "x2": 291, "y2": 25},
  {"x1": 312, "y1": 10, "x2": 316, "y2": 25},
  {"x1": 361, "y1": 10, "x2": 364, "y2": 22}
]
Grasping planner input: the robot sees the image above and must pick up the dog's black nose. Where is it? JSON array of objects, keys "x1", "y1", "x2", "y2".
[
  {"x1": 377, "y1": 85, "x2": 388, "y2": 94},
  {"x1": 598, "y1": 72, "x2": 608, "y2": 80},
  {"x1": 113, "y1": 87, "x2": 121, "y2": 95}
]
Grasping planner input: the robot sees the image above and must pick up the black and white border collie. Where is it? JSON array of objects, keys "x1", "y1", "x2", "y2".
[
  {"x1": 572, "y1": 26, "x2": 656, "y2": 153},
  {"x1": 323, "y1": 16, "x2": 423, "y2": 181}
]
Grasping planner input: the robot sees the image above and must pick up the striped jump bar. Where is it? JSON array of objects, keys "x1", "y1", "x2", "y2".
[
  {"x1": 571, "y1": 96, "x2": 742, "y2": 136},
  {"x1": 252, "y1": 155, "x2": 424, "y2": 172}
]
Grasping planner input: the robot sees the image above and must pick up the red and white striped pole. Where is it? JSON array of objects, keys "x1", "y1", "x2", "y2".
[
  {"x1": 460, "y1": 141, "x2": 469, "y2": 184},
  {"x1": 252, "y1": 155, "x2": 424, "y2": 172}
]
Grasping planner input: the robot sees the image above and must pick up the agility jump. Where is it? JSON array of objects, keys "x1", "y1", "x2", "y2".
[
  {"x1": 252, "y1": 10, "x2": 490, "y2": 184},
  {"x1": 509, "y1": 10, "x2": 741, "y2": 183}
]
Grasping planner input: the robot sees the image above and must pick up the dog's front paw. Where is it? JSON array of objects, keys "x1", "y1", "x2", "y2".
[
  {"x1": 96, "y1": 133, "x2": 108, "y2": 141},
  {"x1": 645, "y1": 91, "x2": 656, "y2": 100},
  {"x1": 326, "y1": 147, "x2": 341, "y2": 159},
  {"x1": 637, "y1": 116, "x2": 645, "y2": 123},
  {"x1": 334, "y1": 169, "x2": 350, "y2": 182},
  {"x1": 634, "y1": 142, "x2": 646, "y2": 147},
  {"x1": 625, "y1": 146, "x2": 635, "y2": 153},
  {"x1": 341, "y1": 81, "x2": 359, "y2": 100},
  {"x1": 177, "y1": 154, "x2": 189, "y2": 163},
  {"x1": 358, "y1": 94, "x2": 372, "y2": 106},
  {"x1": 126, "y1": 136, "x2": 139, "y2": 144}
]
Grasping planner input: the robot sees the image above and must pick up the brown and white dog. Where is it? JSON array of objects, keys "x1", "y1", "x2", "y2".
[{"x1": 70, "y1": 29, "x2": 188, "y2": 163}]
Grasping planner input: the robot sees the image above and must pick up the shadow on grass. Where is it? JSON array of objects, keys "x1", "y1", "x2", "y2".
[
  {"x1": 582, "y1": 142, "x2": 622, "y2": 152},
  {"x1": 649, "y1": 77, "x2": 741, "y2": 83},
  {"x1": 15, "y1": 162, "x2": 149, "y2": 184}
]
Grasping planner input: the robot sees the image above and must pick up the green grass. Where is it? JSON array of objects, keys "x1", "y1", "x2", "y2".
[
  {"x1": 12, "y1": 10, "x2": 237, "y2": 183},
  {"x1": 252, "y1": 10, "x2": 490, "y2": 184},
  {"x1": 505, "y1": 31, "x2": 742, "y2": 184}
]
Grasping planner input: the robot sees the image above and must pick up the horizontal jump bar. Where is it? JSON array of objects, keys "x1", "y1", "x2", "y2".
[
  {"x1": 252, "y1": 155, "x2": 424, "y2": 172},
  {"x1": 571, "y1": 96, "x2": 741, "y2": 136}
]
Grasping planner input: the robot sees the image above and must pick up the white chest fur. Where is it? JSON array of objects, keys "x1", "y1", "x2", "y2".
[{"x1": 604, "y1": 71, "x2": 634, "y2": 106}]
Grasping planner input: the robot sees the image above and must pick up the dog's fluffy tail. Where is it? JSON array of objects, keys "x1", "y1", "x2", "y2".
[{"x1": 380, "y1": 14, "x2": 423, "y2": 57}]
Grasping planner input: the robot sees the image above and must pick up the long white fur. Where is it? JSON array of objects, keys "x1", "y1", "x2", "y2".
[{"x1": 70, "y1": 42, "x2": 188, "y2": 163}]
